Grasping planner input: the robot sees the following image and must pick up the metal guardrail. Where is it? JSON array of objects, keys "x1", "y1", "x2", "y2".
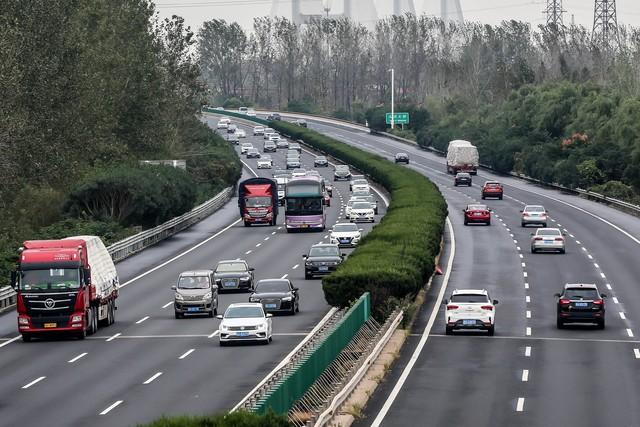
[{"x1": 0, "y1": 186, "x2": 233, "y2": 312}]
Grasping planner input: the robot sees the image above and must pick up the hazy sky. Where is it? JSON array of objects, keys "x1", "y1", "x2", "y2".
[{"x1": 154, "y1": 0, "x2": 640, "y2": 34}]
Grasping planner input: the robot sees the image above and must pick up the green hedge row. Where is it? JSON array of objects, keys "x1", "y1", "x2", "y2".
[
  {"x1": 269, "y1": 121, "x2": 448, "y2": 317},
  {"x1": 138, "y1": 410, "x2": 290, "y2": 427}
]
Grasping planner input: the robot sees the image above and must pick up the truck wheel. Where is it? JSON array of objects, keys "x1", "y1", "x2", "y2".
[
  {"x1": 109, "y1": 301, "x2": 116, "y2": 325},
  {"x1": 22, "y1": 333, "x2": 32, "y2": 342},
  {"x1": 88, "y1": 307, "x2": 97, "y2": 335}
]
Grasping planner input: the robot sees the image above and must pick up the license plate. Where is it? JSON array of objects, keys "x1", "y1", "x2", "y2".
[
  {"x1": 544, "y1": 240, "x2": 553, "y2": 244},
  {"x1": 575, "y1": 302, "x2": 588, "y2": 307},
  {"x1": 236, "y1": 331, "x2": 249, "y2": 337},
  {"x1": 340, "y1": 239, "x2": 349, "y2": 243},
  {"x1": 223, "y1": 281, "x2": 236, "y2": 287},
  {"x1": 301, "y1": 224, "x2": 309, "y2": 228},
  {"x1": 474, "y1": 213, "x2": 482, "y2": 216},
  {"x1": 265, "y1": 303, "x2": 277, "y2": 309},
  {"x1": 188, "y1": 307, "x2": 200, "y2": 312},
  {"x1": 44, "y1": 323, "x2": 57, "y2": 328},
  {"x1": 319, "y1": 266, "x2": 329, "y2": 272},
  {"x1": 462, "y1": 319, "x2": 476, "y2": 325}
]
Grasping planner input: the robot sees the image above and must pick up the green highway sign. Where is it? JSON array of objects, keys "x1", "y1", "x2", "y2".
[{"x1": 385, "y1": 112, "x2": 409, "y2": 124}]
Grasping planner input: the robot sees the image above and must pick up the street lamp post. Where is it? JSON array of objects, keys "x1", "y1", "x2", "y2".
[{"x1": 390, "y1": 68, "x2": 395, "y2": 130}]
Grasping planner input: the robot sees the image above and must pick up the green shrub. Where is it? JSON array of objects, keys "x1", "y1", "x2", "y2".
[
  {"x1": 139, "y1": 410, "x2": 290, "y2": 427},
  {"x1": 269, "y1": 121, "x2": 447, "y2": 318}
]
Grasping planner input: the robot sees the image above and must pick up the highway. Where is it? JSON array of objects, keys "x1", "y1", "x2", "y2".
[
  {"x1": 294, "y1": 120, "x2": 640, "y2": 427},
  {"x1": 0, "y1": 116, "x2": 387, "y2": 427}
]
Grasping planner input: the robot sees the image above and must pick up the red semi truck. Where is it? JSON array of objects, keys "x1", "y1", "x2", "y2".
[
  {"x1": 11, "y1": 236, "x2": 119, "y2": 342},
  {"x1": 238, "y1": 178, "x2": 279, "y2": 226}
]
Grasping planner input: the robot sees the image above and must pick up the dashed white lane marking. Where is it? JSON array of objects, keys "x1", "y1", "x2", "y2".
[
  {"x1": 620, "y1": 312, "x2": 626, "y2": 320},
  {"x1": 516, "y1": 397, "x2": 525, "y2": 412},
  {"x1": 524, "y1": 283, "x2": 529, "y2": 289},
  {"x1": 277, "y1": 226, "x2": 282, "y2": 230},
  {"x1": 510, "y1": 233, "x2": 514, "y2": 237},
  {"x1": 0, "y1": 336, "x2": 21, "y2": 348},
  {"x1": 179, "y1": 349, "x2": 195, "y2": 360},
  {"x1": 106, "y1": 332, "x2": 121, "y2": 342},
  {"x1": 550, "y1": 218, "x2": 556, "y2": 222},
  {"x1": 526, "y1": 311, "x2": 531, "y2": 318},
  {"x1": 68, "y1": 352, "x2": 88, "y2": 363},
  {"x1": 271, "y1": 231, "x2": 276, "y2": 235},
  {"x1": 136, "y1": 316, "x2": 149, "y2": 324},
  {"x1": 523, "y1": 272, "x2": 528, "y2": 278},
  {"x1": 100, "y1": 400, "x2": 123, "y2": 415},
  {"x1": 292, "y1": 264, "x2": 299, "y2": 270},
  {"x1": 162, "y1": 301, "x2": 173, "y2": 309},
  {"x1": 594, "y1": 263, "x2": 600, "y2": 269},
  {"x1": 264, "y1": 237, "x2": 270, "y2": 241},
  {"x1": 569, "y1": 234, "x2": 575, "y2": 238},
  {"x1": 281, "y1": 274, "x2": 288, "y2": 279},
  {"x1": 245, "y1": 250, "x2": 252, "y2": 255},
  {"x1": 525, "y1": 346, "x2": 532, "y2": 357},
  {"x1": 588, "y1": 254, "x2": 593, "y2": 259},
  {"x1": 606, "y1": 284, "x2": 612, "y2": 290},
  {"x1": 526, "y1": 327, "x2": 532, "y2": 336},
  {"x1": 207, "y1": 330, "x2": 220, "y2": 339},
  {"x1": 519, "y1": 254, "x2": 524, "y2": 259},
  {"x1": 324, "y1": 234, "x2": 329, "y2": 238},
  {"x1": 521, "y1": 370, "x2": 529, "y2": 382},
  {"x1": 255, "y1": 243, "x2": 262, "y2": 247},
  {"x1": 613, "y1": 297, "x2": 619, "y2": 304},
  {"x1": 517, "y1": 247, "x2": 521, "y2": 251},
  {"x1": 600, "y1": 272, "x2": 606, "y2": 279},
  {"x1": 557, "y1": 224, "x2": 563, "y2": 227},
  {"x1": 634, "y1": 349, "x2": 640, "y2": 359},
  {"x1": 22, "y1": 376, "x2": 46, "y2": 389},
  {"x1": 514, "y1": 240, "x2": 518, "y2": 244},
  {"x1": 143, "y1": 372, "x2": 163, "y2": 384},
  {"x1": 627, "y1": 329, "x2": 634, "y2": 338},
  {"x1": 521, "y1": 262, "x2": 526, "y2": 268},
  {"x1": 525, "y1": 296, "x2": 531, "y2": 303},
  {"x1": 576, "y1": 240, "x2": 581, "y2": 244},
  {"x1": 582, "y1": 247, "x2": 587, "y2": 251}
]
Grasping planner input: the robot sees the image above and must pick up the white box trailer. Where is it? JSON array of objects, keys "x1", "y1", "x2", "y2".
[{"x1": 446, "y1": 140, "x2": 479, "y2": 175}]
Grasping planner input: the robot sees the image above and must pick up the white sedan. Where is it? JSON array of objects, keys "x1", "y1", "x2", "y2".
[
  {"x1": 349, "y1": 201, "x2": 375, "y2": 223},
  {"x1": 530, "y1": 228, "x2": 565, "y2": 253},
  {"x1": 236, "y1": 129, "x2": 246, "y2": 138},
  {"x1": 330, "y1": 223, "x2": 362, "y2": 247},
  {"x1": 444, "y1": 289, "x2": 498, "y2": 335},
  {"x1": 257, "y1": 155, "x2": 273, "y2": 169},
  {"x1": 240, "y1": 143, "x2": 253, "y2": 154},
  {"x1": 217, "y1": 303, "x2": 273, "y2": 346}
]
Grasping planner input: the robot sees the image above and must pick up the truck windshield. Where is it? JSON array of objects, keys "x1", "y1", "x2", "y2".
[
  {"x1": 245, "y1": 197, "x2": 271, "y2": 207},
  {"x1": 286, "y1": 198, "x2": 323, "y2": 215},
  {"x1": 20, "y1": 269, "x2": 80, "y2": 291}
]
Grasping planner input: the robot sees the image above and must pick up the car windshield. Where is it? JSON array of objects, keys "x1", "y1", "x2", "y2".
[
  {"x1": 245, "y1": 197, "x2": 271, "y2": 207},
  {"x1": 451, "y1": 294, "x2": 489, "y2": 303},
  {"x1": 19, "y1": 268, "x2": 80, "y2": 291},
  {"x1": 485, "y1": 182, "x2": 501, "y2": 187},
  {"x1": 242, "y1": 143, "x2": 252, "y2": 148},
  {"x1": 468, "y1": 205, "x2": 487, "y2": 211},
  {"x1": 537, "y1": 229, "x2": 561, "y2": 236},
  {"x1": 290, "y1": 144, "x2": 300, "y2": 148},
  {"x1": 352, "y1": 202, "x2": 371, "y2": 210},
  {"x1": 353, "y1": 179, "x2": 368, "y2": 185},
  {"x1": 248, "y1": 149, "x2": 258, "y2": 153},
  {"x1": 224, "y1": 306, "x2": 264, "y2": 318},
  {"x1": 316, "y1": 156, "x2": 326, "y2": 161},
  {"x1": 564, "y1": 289, "x2": 599, "y2": 300},
  {"x1": 261, "y1": 155, "x2": 271, "y2": 160},
  {"x1": 457, "y1": 173, "x2": 470, "y2": 178},
  {"x1": 352, "y1": 191, "x2": 370, "y2": 197},
  {"x1": 336, "y1": 166, "x2": 349, "y2": 171},
  {"x1": 293, "y1": 169, "x2": 306, "y2": 174},
  {"x1": 309, "y1": 246, "x2": 340, "y2": 257},
  {"x1": 216, "y1": 262, "x2": 247, "y2": 273},
  {"x1": 178, "y1": 276, "x2": 210, "y2": 289},
  {"x1": 254, "y1": 127, "x2": 263, "y2": 131},
  {"x1": 525, "y1": 206, "x2": 545, "y2": 212},
  {"x1": 334, "y1": 224, "x2": 358, "y2": 232},
  {"x1": 255, "y1": 281, "x2": 290, "y2": 293}
]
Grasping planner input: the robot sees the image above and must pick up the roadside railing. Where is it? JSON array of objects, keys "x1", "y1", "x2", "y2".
[{"x1": 0, "y1": 186, "x2": 233, "y2": 312}]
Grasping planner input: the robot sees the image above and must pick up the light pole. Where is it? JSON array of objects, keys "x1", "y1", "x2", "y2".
[{"x1": 390, "y1": 68, "x2": 395, "y2": 130}]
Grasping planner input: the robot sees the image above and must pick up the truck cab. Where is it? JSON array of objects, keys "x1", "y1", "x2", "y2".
[{"x1": 238, "y1": 178, "x2": 279, "y2": 226}]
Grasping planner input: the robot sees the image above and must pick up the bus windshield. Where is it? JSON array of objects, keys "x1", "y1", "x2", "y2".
[
  {"x1": 19, "y1": 268, "x2": 81, "y2": 291},
  {"x1": 286, "y1": 198, "x2": 323, "y2": 215}
]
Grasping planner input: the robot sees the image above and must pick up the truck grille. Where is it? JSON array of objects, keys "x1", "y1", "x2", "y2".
[{"x1": 22, "y1": 292, "x2": 78, "y2": 317}]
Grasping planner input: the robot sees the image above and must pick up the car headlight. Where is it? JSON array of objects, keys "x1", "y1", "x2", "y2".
[
  {"x1": 258, "y1": 322, "x2": 268, "y2": 330},
  {"x1": 240, "y1": 277, "x2": 250, "y2": 282},
  {"x1": 220, "y1": 323, "x2": 228, "y2": 330},
  {"x1": 175, "y1": 293, "x2": 184, "y2": 300},
  {"x1": 203, "y1": 292, "x2": 212, "y2": 300},
  {"x1": 249, "y1": 296, "x2": 260, "y2": 302},
  {"x1": 282, "y1": 296, "x2": 293, "y2": 302},
  {"x1": 305, "y1": 261, "x2": 313, "y2": 266}
]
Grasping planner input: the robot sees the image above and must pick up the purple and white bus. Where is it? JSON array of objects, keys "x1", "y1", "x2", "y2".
[{"x1": 285, "y1": 176, "x2": 326, "y2": 232}]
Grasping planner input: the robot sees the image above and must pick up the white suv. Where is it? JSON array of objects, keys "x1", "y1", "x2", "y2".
[{"x1": 444, "y1": 289, "x2": 498, "y2": 335}]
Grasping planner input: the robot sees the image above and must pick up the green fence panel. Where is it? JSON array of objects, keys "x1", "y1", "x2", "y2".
[
  {"x1": 253, "y1": 292, "x2": 371, "y2": 415},
  {"x1": 201, "y1": 107, "x2": 271, "y2": 126}
]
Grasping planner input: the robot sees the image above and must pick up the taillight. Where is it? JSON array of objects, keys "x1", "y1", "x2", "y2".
[
  {"x1": 484, "y1": 211, "x2": 490, "y2": 215},
  {"x1": 481, "y1": 305, "x2": 493, "y2": 310},
  {"x1": 593, "y1": 299, "x2": 603, "y2": 305},
  {"x1": 534, "y1": 237, "x2": 543, "y2": 241},
  {"x1": 555, "y1": 237, "x2": 564, "y2": 241},
  {"x1": 559, "y1": 298, "x2": 571, "y2": 305},
  {"x1": 447, "y1": 305, "x2": 459, "y2": 310}
]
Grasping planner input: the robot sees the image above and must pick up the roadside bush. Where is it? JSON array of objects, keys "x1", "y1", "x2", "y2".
[
  {"x1": 269, "y1": 121, "x2": 447, "y2": 318},
  {"x1": 139, "y1": 410, "x2": 291, "y2": 427}
]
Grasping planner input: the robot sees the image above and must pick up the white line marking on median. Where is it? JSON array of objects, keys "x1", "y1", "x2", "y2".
[
  {"x1": 68, "y1": 352, "x2": 88, "y2": 363},
  {"x1": 162, "y1": 301, "x2": 173, "y2": 308},
  {"x1": 143, "y1": 372, "x2": 163, "y2": 384},
  {"x1": 525, "y1": 346, "x2": 531, "y2": 357},
  {"x1": 292, "y1": 264, "x2": 299, "y2": 270},
  {"x1": 634, "y1": 349, "x2": 640, "y2": 359},
  {"x1": 100, "y1": 400, "x2": 123, "y2": 415},
  {"x1": 281, "y1": 274, "x2": 288, "y2": 279},
  {"x1": 208, "y1": 330, "x2": 220, "y2": 339},
  {"x1": 136, "y1": 316, "x2": 149, "y2": 324},
  {"x1": 516, "y1": 397, "x2": 525, "y2": 412},
  {"x1": 521, "y1": 370, "x2": 529, "y2": 382},
  {"x1": 0, "y1": 336, "x2": 21, "y2": 348},
  {"x1": 179, "y1": 349, "x2": 195, "y2": 360},
  {"x1": 370, "y1": 217, "x2": 455, "y2": 427},
  {"x1": 628, "y1": 329, "x2": 634, "y2": 337},
  {"x1": 22, "y1": 376, "x2": 46, "y2": 389},
  {"x1": 106, "y1": 333, "x2": 121, "y2": 342}
]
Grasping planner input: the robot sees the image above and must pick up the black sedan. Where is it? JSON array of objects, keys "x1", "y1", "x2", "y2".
[
  {"x1": 454, "y1": 172, "x2": 472, "y2": 186},
  {"x1": 286, "y1": 156, "x2": 301, "y2": 169},
  {"x1": 249, "y1": 279, "x2": 299, "y2": 315},
  {"x1": 268, "y1": 113, "x2": 282, "y2": 121},
  {"x1": 303, "y1": 243, "x2": 344, "y2": 279},
  {"x1": 395, "y1": 153, "x2": 410, "y2": 164},
  {"x1": 246, "y1": 148, "x2": 261, "y2": 159},
  {"x1": 214, "y1": 260, "x2": 254, "y2": 292}
]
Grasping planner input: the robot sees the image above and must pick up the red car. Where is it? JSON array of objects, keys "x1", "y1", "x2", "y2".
[
  {"x1": 463, "y1": 204, "x2": 491, "y2": 225},
  {"x1": 323, "y1": 192, "x2": 331, "y2": 207},
  {"x1": 481, "y1": 181, "x2": 503, "y2": 200}
]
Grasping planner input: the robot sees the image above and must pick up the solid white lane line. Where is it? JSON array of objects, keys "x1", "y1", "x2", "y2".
[
  {"x1": 100, "y1": 400, "x2": 123, "y2": 415},
  {"x1": 179, "y1": 349, "x2": 195, "y2": 360},
  {"x1": 245, "y1": 250, "x2": 252, "y2": 254},
  {"x1": 22, "y1": 376, "x2": 46, "y2": 389},
  {"x1": 526, "y1": 311, "x2": 531, "y2": 318},
  {"x1": 136, "y1": 316, "x2": 149, "y2": 324},
  {"x1": 208, "y1": 330, "x2": 220, "y2": 339},
  {"x1": 370, "y1": 217, "x2": 455, "y2": 427},
  {"x1": 620, "y1": 312, "x2": 626, "y2": 320},
  {"x1": 627, "y1": 329, "x2": 634, "y2": 338},
  {"x1": 634, "y1": 349, "x2": 640, "y2": 359},
  {"x1": 281, "y1": 274, "x2": 288, "y2": 279},
  {"x1": 516, "y1": 398, "x2": 525, "y2": 412},
  {"x1": 0, "y1": 336, "x2": 21, "y2": 348},
  {"x1": 68, "y1": 352, "x2": 88, "y2": 363},
  {"x1": 521, "y1": 370, "x2": 529, "y2": 382},
  {"x1": 526, "y1": 327, "x2": 532, "y2": 336},
  {"x1": 162, "y1": 301, "x2": 173, "y2": 308},
  {"x1": 106, "y1": 332, "x2": 121, "y2": 342},
  {"x1": 255, "y1": 243, "x2": 262, "y2": 247},
  {"x1": 143, "y1": 372, "x2": 163, "y2": 384},
  {"x1": 613, "y1": 297, "x2": 619, "y2": 304},
  {"x1": 292, "y1": 264, "x2": 299, "y2": 270},
  {"x1": 525, "y1": 346, "x2": 532, "y2": 357}
]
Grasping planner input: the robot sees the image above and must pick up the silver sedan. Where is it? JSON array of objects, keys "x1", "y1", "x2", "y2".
[{"x1": 530, "y1": 228, "x2": 566, "y2": 254}]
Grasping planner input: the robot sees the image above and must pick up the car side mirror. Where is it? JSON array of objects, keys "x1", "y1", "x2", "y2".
[
  {"x1": 293, "y1": 287, "x2": 299, "y2": 291},
  {"x1": 359, "y1": 228, "x2": 363, "y2": 232},
  {"x1": 216, "y1": 314, "x2": 223, "y2": 319},
  {"x1": 493, "y1": 299, "x2": 499, "y2": 305},
  {"x1": 84, "y1": 267, "x2": 91, "y2": 285},
  {"x1": 10, "y1": 271, "x2": 17, "y2": 290},
  {"x1": 212, "y1": 284, "x2": 218, "y2": 290},
  {"x1": 519, "y1": 210, "x2": 523, "y2": 213},
  {"x1": 249, "y1": 267, "x2": 255, "y2": 271},
  {"x1": 462, "y1": 209, "x2": 465, "y2": 213},
  {"x1": 530, "y1": 233, "x2": 534, "y2": 236},
  {"x1": 562, "y1": 233, "x2": 567, "y2": 236},
  {"x1": 600, "y1": 293, "x2": 608, "y2": 298},
  {"x1": 171, "y1": 285, "x2": 177, "y2": 291},
  {"x1": 266, "y1": 313, "x2": 273, "y2": 318},
  {"x1": 341, "y1": 253, "x2": 346, "y2": 258},
  {"x1": 302, "y1": 255, "x2": 307, "y2": 259},
  {"x1": 554, "y1": 293, "x2": 561, "y2": 297}
]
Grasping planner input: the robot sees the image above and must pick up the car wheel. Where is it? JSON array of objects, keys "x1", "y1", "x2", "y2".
[
  {"x1": 486, "y1": 220, "x2": 491, "y2": 226},
  {"x1": 244, "y1": 221, "x2": 250, "y2": 227},
  {"x1": 468, "y1": 183, "x2": 472, "y2": 187},
  {"x1": 454, "y1": 183, "x2": 458, "y2": 187},
  {"x1": 560, "y1": 248, "x2": 566, "y2": 254},
  {"x1": 487, "y1": 325, "x2": 495, "y2": 336},
  {"x1": 598, "y1": 319, "x2": 605, "y2": 329},
  {"x1": 556, "y1": 318, "x2": 564, "y2": 329},
  {"x1": 499, "y1": 195, "x2": 503, "y2": 200},
  {"x1": 296, "y1": 302, "x2": 300, "y2": 313},
  {"x1": 481, "y1": 195, "x2": 486, "y2": 199},
  {"x1": 290, "y1": 305, "x2": 296, "y2": 315},
  {"x1": 521, "y1": 222, "x2": 526, "y2": 227},
  {"x1": 208, "y1": 309, "x2": 214, "y2": 318},
  {"x1": 531, "y1": 246, "x2": 536, "y2": 253},
  {"x1": 464, "y1": 219, "x2": 468, "y2": 226},
  {"x1": 22, "y1": 333, "x2": 32, "y2": 342},
  {"x1": 445, "y1": 326, "x2": 453, "y2": 335},
  {"x1": 219, "y1": 340, "x2": 227, "y2": 347},
  {"x1": 175, "y1": 311, "x2": 182, "y2": 319},
  {"x1": 305, "y1": 272, "x2": 312, "y2": 280}
]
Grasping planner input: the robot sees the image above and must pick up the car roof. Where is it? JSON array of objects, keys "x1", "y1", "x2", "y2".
[
  {"x1": 256, "y1": 278, "x2": 290, "y2": 284},
  {"x1": 523, "y1": 205, "x2": 545, "y2": 209},
  {"x1": 311, "y1": 243, "x2": 339, "y2": 248},
  {"x1": 535, "y1": 227, "x2": 561, "y2": 233},
  {"x1": 218, "y1": 259, "x2": 247, "y2": 264},
  {"x1": 227, "y1": 302, "x2": 263, "y2": 308},
  {"x1": 179, "y1": 270, "x2": 214, "y2": 276},
  {"x1": 467, "y1": 204, "x2": 487, "y2": 209},
  {"x1": 564, "y1": 283, "x2": 598, "y2": 290},
  {"x1": 452, "y1": 289, "x2": 488, "y2": 295},
  {"x1": 484, "y1": 180, "x2": 501, "y2": 184}
]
